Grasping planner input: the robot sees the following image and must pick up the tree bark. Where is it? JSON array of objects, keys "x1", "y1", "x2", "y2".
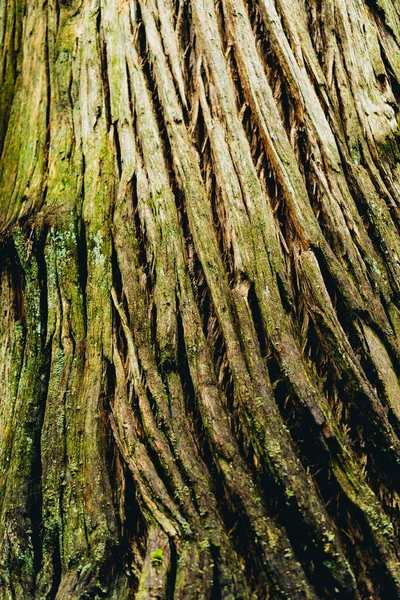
[{"x1": 1, "y1": 0, "x2": 400, "y2": 597}]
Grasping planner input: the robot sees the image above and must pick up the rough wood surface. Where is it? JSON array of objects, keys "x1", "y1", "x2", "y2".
[{"x1": 1, "y1": 0, "x2": 400, "y2": 597}]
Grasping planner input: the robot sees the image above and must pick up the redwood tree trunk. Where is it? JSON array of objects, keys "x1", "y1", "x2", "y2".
[{"x1": 1, "y1": 0, "x2": 400, "y2": 598}]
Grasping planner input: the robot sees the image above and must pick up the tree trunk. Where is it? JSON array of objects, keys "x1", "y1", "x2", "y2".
[{"x1": 1, "y1": 0, "x2": 400, "y2": 597}]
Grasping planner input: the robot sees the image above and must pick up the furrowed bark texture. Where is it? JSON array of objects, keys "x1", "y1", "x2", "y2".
[{"x1": 1, "y1": 0, "x2": 400, "y2": 597}]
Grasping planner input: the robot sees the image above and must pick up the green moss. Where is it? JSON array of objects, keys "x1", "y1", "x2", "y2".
[
  {"x1": 151, "y1": 548, "x2": 164, "y2": 567},
  {"x1": 377, "y1": 131, "x2": 400, "y2": 165}
]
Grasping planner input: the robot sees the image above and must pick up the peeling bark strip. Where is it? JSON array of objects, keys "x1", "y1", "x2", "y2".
[{"x1": 1, "y1": 0, "x2": 400, "y2": 598}]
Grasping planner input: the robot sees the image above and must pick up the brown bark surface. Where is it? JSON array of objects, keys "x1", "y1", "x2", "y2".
[{"x1": 1, "y1": 0, "x2": 400, "y2": 598}]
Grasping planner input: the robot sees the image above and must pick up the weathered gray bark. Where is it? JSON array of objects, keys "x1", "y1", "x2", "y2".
[{"x1": 1, "y1": 0, "x2": 400, "y2": 597}]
